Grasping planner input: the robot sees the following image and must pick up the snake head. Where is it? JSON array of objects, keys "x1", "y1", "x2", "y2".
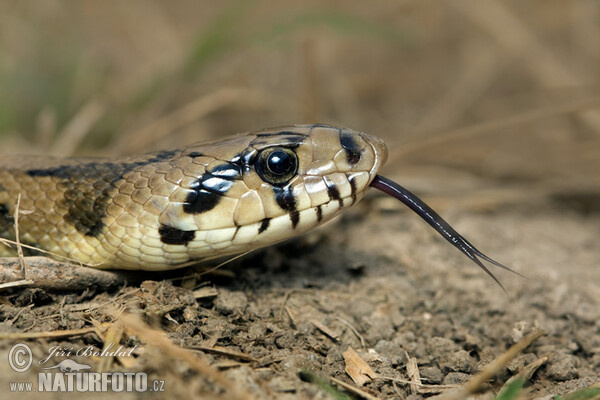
[
  {"x1": 237, "y1": 124, "x2": 388, "y2": 230},
  {"x1": 171, "y1": 124, "x2": 388, "y2": 264}
]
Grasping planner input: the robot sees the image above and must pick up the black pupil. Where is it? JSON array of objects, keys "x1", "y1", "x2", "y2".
[{"x1": 267, "y1": 150, "x2": 292, "y2": 175}]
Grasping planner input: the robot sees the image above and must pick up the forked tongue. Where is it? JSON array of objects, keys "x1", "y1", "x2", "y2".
[{"x1": 370, "y1": 175, "x2": 523, "y2": 292}]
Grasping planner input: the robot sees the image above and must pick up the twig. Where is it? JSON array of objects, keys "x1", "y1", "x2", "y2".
[
  {"x1": 336, "y1": 316, "x2": 366, "y2": 349},
  {"x1": 0, "y1": 257, "x2": 138, "y2": 290},
  {"x1": 0, "y1": 279, "x2": 35, "y2": 290},
  {"x1": 377, "y1": 375, "x2": 459, "y2": 391},
  {"x1": 187, "y1": 345, "x2": 259, "y2": 363},
  {"x1": 13, "y1": 194, "x2": 26, "y2": 275},
  {"x1": 311, "y1": 319, "x2": 339, "y2": 342}
]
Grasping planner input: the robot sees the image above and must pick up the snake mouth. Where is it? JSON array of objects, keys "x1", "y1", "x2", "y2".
[{"x1": 369, "y1": 175, "x2": 523, "y2": 291}]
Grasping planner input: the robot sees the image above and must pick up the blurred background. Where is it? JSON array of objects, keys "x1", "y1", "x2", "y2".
[{"x1": 0, "y1": 0, "x2": 598, "y2": 207}]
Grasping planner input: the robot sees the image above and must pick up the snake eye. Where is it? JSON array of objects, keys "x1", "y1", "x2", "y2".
[{"x1": 256, "y1": 147, "x2": 298, "y2": 186}]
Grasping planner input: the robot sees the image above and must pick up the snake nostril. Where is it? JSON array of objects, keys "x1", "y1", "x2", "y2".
[{"x1": 347, "y1": 152, "x2": 361, "y2": 165}]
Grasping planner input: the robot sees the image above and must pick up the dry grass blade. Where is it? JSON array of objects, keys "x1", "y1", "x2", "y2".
[
  {"x1": 97, "y1": 321, "x2": 125, "y2": 373},
  {"x1": 51, "y1": 100, "x2": 105, "y2": 156},
  {"x1": 451, "y1": 0, "x2": 600, "y2": 131},
  {"x1": 330, "y1": 376, "x2": 380, "y2": 400},
  {"x1": 497, "y1": 357, "x2": 548, "y2": 399},
  {"x1": 311, "y1": 319, "x2": 339, "y2": 342},
  {"x1": 0, "y1": 327, "x2": 98, "y2": 340},
  {"x1": 409, "y1": 41, "x2": 500, "y2": 136},
  {"x1": 117, "y1": 87, "x2": 269, "y2": 154},
  {"x1": 437, "y1": 329, "x2": 546, "y2": 399},
  {"x1": 388, "y1": 95, "x2": 600, "y2": 165},
  {"x1": 406, "y1": 356, "x2": 420, "y2": 395}
]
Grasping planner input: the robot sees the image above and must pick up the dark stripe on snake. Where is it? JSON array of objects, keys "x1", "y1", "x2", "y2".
[
  {"x1": 25, "y1": 150, "x2": 178, "y2": 178},
  {"x1": 183, "y1": 168, "x2": 238, "y2": 214},
  {"x1": 159, "y1": 225, "x2": 196, "y2": 245},
  {"x1": 324, "y1": 177, "x2": 343, "y2": 208},
  {"x1": 290, "y1": 211, "x2": 300, "y2": 229},
  {"x1": 349, "y1": 176, "x2": 357, "y2": 205},
  {"x1": 183, "y1": 188, "x2": 221, "y2": 214},
  {"x1": 27, "y1": 162, "x2": 127, "y2": 237},
  {"x1": 316, "y1": 205, "x2": 323, "y2": 223},
  {"x1": 258, "y1": 218, "x2": 270, "y2": 234},
  {"x1": 273, "y1": 185, "x2": 297, "y2": 213}
]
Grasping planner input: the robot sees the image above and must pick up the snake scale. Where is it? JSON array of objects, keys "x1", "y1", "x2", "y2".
[{"x1": 0, "y1": 124, "x2": 515, "y2": 285}]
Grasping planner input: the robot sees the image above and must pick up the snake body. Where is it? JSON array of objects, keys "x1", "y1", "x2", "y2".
[{"x1": 0, "y1": 125, "x2": 387, "y2": 270}]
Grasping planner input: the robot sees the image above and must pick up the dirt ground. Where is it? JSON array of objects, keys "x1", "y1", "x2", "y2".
[{"x1": 0, "y1": 1, "x2": 599, "y2": 399}]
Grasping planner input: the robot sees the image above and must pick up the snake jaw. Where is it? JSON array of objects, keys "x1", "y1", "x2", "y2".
[{"x1": 370, "y1": 175, "x2": 523, "y2": 291}]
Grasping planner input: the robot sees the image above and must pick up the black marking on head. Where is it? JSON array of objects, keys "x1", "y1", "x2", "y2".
[
  {"x1": 183, "y1": 164, "x2": 239, "y2": 214},
  {"x1": 290, "y1": 211, "x2": 300, "y2": 229},
  {"x1": 258, "y1": 218, "x2": 271, "y2": 234},
  {"x1": 184, "y1": 188, "x2": 221, "y2": 214},
  {"x1": 240, "y1": 148, "x2": 257, "y2": 167},
  {"x1": 349, "y1": 176, "x2": 357, "y2": 205},
  {"x1": 324, "y1": 177, "x2": 343, "y2": 208},
  {"x1": 159, "y1": 225, "x2": 196, "y2": 245},
  {"x1": 188, "y1": 151, "x2": 203, "y2": 158},
  {"x1": 273, "y1": 185, "x2": 297, "y2": 213},
  {"x1": 340, "y1": 132, "x2": 362, "y2": 165},
  {"x1": 316, "y1": 205, "x2": 323, "y2": 223}
]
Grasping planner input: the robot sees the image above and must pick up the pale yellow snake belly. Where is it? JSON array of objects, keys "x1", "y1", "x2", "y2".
[{"x1": 0, "y1": 124, "x2": 515, "y2": 285}]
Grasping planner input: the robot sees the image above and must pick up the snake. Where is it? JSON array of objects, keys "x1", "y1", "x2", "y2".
[{"x1": 0, "y1": 124, "x2": 516, "y2": 286}]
